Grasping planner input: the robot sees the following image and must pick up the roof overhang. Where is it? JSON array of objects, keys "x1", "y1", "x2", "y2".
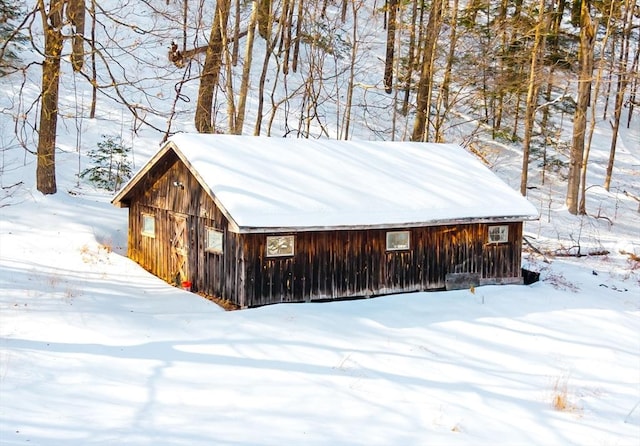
[{"x1": 233, "y1": 214, "x2": 538, "y2": 234}]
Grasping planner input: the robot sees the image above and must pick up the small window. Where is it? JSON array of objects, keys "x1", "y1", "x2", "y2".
[
  {"x1": 386, "y1": 231, "x2": 410, "y2": 251},
  {"x1": 141, "y1": 214, "x2": 155, "y2": 237},
  {"x1": 266, "y1": 235, "x2": 295, "y2": 257},
  {"x1": 205, "y1": 227, "x2": 223, "y2": 254},
  {"x1": 488, "y1": 225, "x2": 509, "y2": 243}
]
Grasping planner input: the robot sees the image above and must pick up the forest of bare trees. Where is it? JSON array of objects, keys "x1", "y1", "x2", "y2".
[{"x1": 1, "y1": 0, "x2": 639, "y2": 215}]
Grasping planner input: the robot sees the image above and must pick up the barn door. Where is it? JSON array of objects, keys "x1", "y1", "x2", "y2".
[{"x1": 170, "y1": 213, "x2": 189, "y2": 285}]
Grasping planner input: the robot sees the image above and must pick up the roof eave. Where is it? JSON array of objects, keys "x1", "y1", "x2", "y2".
[{"x1": 232, "y1": 214, "x2": 540, "y2": 234}]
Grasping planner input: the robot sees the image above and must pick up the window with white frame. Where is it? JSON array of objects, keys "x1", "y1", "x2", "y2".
[
  {"x1": 205, "y1": 227, "x2": 223, "y2": 254},
  {"x1": 266, "y1": 235, "x2": 295, "y2": 257},
  {"x1": 386, "y1": 231, "x2": 410, "y2": 251},
  {"x1": 488, "y1": 225, "x2": 509, "y2": 243},
  {"x1": 141, "y1": 214, "x2": 155, "y2": 237}
]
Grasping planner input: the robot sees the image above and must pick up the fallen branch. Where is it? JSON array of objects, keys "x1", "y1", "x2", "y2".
[
  {"x1": 620, "y1": 250, "x2": 640, "y2": 263},
  {"x1": 1, "y1": 181, "x2": 23, "y2": 190},
  {"x1": 623, "y1": 190, "x2": 640, "y2": 213},
  {"x1": 522, "y1": 236, "x2": 551, "y2": 263},
  {"x1": 554, "y1": 249, "x2": 610, "y2": 258},
  {"x1": 0, "y1": 181, "x2": 25, "y2": 208},
  {"x1": 168, "y1": 30, "x2": 249, "y2": 68}
]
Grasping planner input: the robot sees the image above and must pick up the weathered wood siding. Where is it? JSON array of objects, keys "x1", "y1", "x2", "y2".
[
  {"x1": 124, "y1": 153, "x2": 246, "y2": 305},
  {"x1": 241, "y1": 223, "x2": 523, "y2": 307}
]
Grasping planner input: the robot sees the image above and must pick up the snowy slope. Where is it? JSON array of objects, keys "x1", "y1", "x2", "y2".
[
  {"x1": 1, "y1": 1, "x2": 639, "y2": 444},
  {"x1": 1, "y1": 189, "x2": 638, "y2": 445}
]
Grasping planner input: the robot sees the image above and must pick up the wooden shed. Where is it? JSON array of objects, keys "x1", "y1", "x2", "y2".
[{"x1": 112, "y1": 134, "x2": 539, "y2": 308}]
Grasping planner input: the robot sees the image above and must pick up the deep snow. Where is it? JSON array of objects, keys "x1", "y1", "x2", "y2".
[
  {"x1": 0, "y1": 149, "x2": 639, "y2": 445},
  {"x1": 1, "y1": 0, "x2": 639, "y2": 444}
]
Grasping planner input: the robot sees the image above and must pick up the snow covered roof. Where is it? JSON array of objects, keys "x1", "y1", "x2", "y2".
[{"x1": 113, "y1": 134, "x2": 539, "y2": 233}]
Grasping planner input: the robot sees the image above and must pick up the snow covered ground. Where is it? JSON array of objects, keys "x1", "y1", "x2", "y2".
[
  {"x1": 1, "y1": 1, "x2": 639, "y2": 444},
  {"x1": 1, "y1": 146, "x2": 639, "y2": 445}
]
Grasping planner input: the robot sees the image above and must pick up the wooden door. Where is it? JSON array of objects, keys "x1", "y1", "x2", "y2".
[{"x1": 170, "y1": 213, "x2": 189, "y2": 285}]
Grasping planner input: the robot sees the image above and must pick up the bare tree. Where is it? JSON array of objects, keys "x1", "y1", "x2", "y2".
[
  {"x1": 520, "y1": 0, "x2": 549, "y2": 196},
  {"x1": 579, "y1": 0, "x2": 619, "y2": 212},
  {"x1": 400, "y1": 0, "x2": 420, "y2": 115},
  {"x1": 36, "y1": 0, "x2": 66, "y2": 195},
  {"x1": 603, "y1": 0, "x2": 635, "y2": 191},
  {"x1": 253, "y1": 0, "x2": 276, "y2": 135},
  {"x1": 232, "y1": 0, "x2": 258, "y2": 134},
  {"x1": 626, "y1": 36, "x2": 639, "y2": 129},
  {"x1": 195, "y1": 0, "x2": 230, "y2": 133},
  {"x1": 67, "y1": 0, "x2": 84, "y2": 72},
  {"x1": 566, "y1": 0, "x2": 596, "y2": 215},
  {"x1": 291, "y1": 0, "x2": 304, "y2": 72},
  {"x1": 411, "y1": 0, "x2": 444, "y2": 142},
  {"x1": 257, "y1": 0, "x2": 271, "y2": 40},
  {"x1": 383, "y1": 0, "x2": 398, "y2": 93},
  {"x1": 340, "y1": 7, "x2": 357, "y2": 139}
]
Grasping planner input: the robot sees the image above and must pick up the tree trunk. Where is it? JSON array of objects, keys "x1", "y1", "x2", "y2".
[
  {"x1": 604, "y1": 0, "x2": 633, "y2": 191},
  {"x1": 89, "y1": 0, "x2": 97, "y2": 118},
  {"x1": 233, "y1": 0, "x2": 258, "y2": 134},
  {"x1": 383, "y1": 0, "x2": 397, "y2": 94},
  {"x1": 401, "y1": 0, "x2": 419, "y2": 115},
  {"x1": 67, "y1": 0, "x2": 85, "y2": 72},
  {"x1": 626, "y1": 35, "x2": 639, "y2": 129},
  {"x1": 411, "y1": 0, "x2": 443, "y2": 142},
  {"x1": 566, "y1": 0, "x2": 595, "y2": 214},
  {"x1": 549, "y1": 0, "x2": 567, "y2": 49},
  {"x1": 254, "y1": 28, "x2": 276, "y2": 135},
  {"x1": 231, "y1": 0, "x2": 240, "y2": 65},
  {"x1": 341, "y1": 1, "x2": 358, "y2": 140},
  {"x1": 434, "y1": 0, "x2": 459, "y2": 142},
  {"x1": 36, "y1": 0, "x2": 66, "y2": 195},
  {"x1": 292, "y1": 0, "x2": 304, "y2": 73},
  {"x1": 182, "y1": 0, "x2": 188, "y2": 51},
  {"x1": 494, "y1": 0, "x2": 509, "y2": 136},
  {"x1": 280, "y1": 0, "x2": 293, "y2": 75},
  {"x1": 257, "y1": 0, "x2": 271, "y2": 40},
  {"x1": 223, "y1": 12, "x2": 236, "y2": 133},
  {"x1": 194, "y1": 0, "x2": 230, "y2": 133},
  {"x1": 580, "y1": 0, "x2": 619, "y2": 211},
  {"x1": 520, "y1": 0, "x2": 548, "y2": 196}
]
